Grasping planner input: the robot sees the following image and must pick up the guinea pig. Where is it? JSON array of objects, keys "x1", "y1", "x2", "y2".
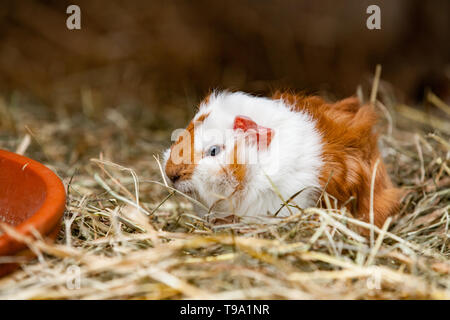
[{"x1": 163, "y1": 91, "x2": 400, "y2": 232}]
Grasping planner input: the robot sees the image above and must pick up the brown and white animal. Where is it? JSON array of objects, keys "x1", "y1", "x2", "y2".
[{"x1": 163, "y1": 91, "x2": 399, "y2": 233}]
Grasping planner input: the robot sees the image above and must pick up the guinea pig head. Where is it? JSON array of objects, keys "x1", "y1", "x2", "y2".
[{"x1": 163, "y1": 98, "x2": 275, "y2": 211}]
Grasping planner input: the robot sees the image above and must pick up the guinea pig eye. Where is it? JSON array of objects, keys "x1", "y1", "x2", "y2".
[{"x1": 207, "y1": 145, "x2": 221, "y2": 157}]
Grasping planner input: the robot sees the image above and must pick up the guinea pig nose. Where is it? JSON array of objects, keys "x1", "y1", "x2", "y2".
[
  {"x1": 165, "y1": 161, "x2": 180, "y2": 184},
  {"x1": 169, "y1": 174, "x2": 181, "y2": 183},
  {"x1": 166, "y1": 167, "x2": 181, "y2": 184}
]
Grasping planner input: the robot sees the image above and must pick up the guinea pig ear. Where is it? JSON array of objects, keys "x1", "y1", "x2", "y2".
[
  {"x1": 233, "y1": 115, "x2": 274, "y2": 150},
  {"x1": 233, "y1": 115, "x2": 258, "y2": 132}
]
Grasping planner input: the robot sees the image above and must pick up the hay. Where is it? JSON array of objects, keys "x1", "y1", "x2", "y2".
[{"x1": 0, "y1": 84, "x2": 449, "y2": 300}]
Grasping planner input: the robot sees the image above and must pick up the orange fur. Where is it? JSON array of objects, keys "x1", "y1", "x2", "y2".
[
  {"x1": 273, "y1": 92, "x2": 400, "y2": 234},
  {"x1": 165, "y1": 112, "x2": 209, "y2": 182},
  {"x1": 228, "y1": 141, "x2": 246, "y2": 187}
]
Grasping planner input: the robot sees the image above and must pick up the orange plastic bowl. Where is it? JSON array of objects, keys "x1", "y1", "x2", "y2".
[{"x1": 0, "y1": 149, "x2": 66, "y2": 277}]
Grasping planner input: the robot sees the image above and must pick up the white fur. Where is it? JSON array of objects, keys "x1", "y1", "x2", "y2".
[{"x1": 164, "y1": 91, "x2": 324, "y2": 219}]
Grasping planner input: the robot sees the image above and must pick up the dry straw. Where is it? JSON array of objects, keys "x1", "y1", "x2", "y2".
[{"x1": 0, "y1": 73, "x2": 449, "y2": 299}]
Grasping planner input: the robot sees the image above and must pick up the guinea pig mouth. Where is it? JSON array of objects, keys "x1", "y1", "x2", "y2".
[{"x1": 173, "y1": 180, "x2": 194, "y2": 194}]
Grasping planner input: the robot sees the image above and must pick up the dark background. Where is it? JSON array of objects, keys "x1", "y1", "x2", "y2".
[{"x1": 0, "y1": 0, "x2": 449, "y2": 127}]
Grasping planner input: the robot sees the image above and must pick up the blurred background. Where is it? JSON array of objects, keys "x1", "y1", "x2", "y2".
[{"x1": 0, "y1": 0, "x2": 449, "y2": 128}]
